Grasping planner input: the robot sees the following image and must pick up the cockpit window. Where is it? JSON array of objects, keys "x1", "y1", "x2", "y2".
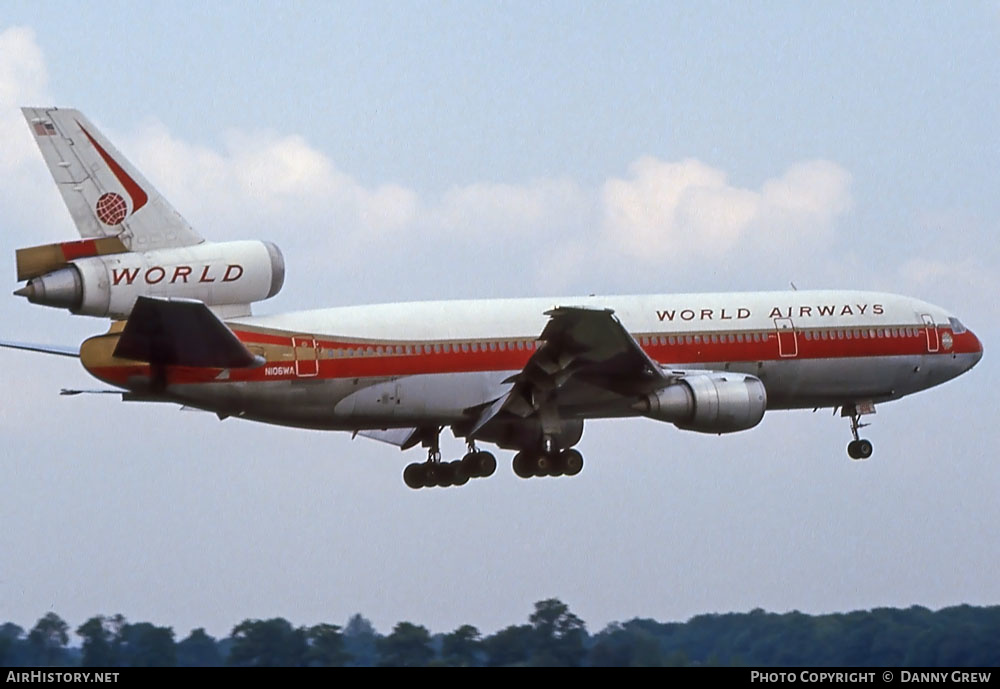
[{"x1": 948, "y1": 317, "x2": 967, "y2": 334}]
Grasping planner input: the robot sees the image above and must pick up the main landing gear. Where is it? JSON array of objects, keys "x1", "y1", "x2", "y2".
[
  {"x1": 512, "y1": 447, "x2": 584, "y2": 479},
  {"x1": 403, "y1": 441, "x2": 497, "y2": 490},
  {"x1": 842, "y1": 403, "x2": 874, "y2": 461}
]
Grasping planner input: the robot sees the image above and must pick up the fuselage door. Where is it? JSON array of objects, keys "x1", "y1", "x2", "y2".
[
  {"x1": 921, "y1": 314, "x2": 939, "y2": 353},
  {"x1": 774, "y1": 318, "x2": 798, "y2": 358},
  {"x1": 293, "y1": 336, "x2": 319, "y2": 377}
]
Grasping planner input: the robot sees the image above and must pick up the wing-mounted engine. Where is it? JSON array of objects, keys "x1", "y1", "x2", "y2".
[
  {"x1": 14, "y1": 239, "x2": 284, "y2": 319},
  {"x1": 636, "y1": 372, "x2": 767, "y2": 434}
]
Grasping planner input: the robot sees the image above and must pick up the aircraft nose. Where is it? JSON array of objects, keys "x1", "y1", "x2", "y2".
[{"x1": 966, "y1": 329, "x2": 984, "y2": 370}]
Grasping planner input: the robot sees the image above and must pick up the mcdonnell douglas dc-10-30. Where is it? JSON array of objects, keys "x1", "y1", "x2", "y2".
[{"x1": 2, "y1": 108, "x2": 983, "y2": 489}]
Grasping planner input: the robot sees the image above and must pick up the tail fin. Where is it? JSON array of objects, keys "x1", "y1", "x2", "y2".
[{"x1": 21, "y1": 107, "x2": 203, "y2": 251}]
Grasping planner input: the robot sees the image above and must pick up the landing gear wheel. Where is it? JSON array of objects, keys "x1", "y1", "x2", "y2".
[
  {"x1": 468, "y1": 451, "x2": 496, "y2": 478},
  {"x1": 450, "y1": 460, "x2": 469, "y2": 486},
  {"x1": 436, "y1": 461, "x2": 456, "y2": 487},
  {"x1": 561, "y1": 449, "x2": 584, "y2": 476},
  {"x1": 513, "y1": 452, "x2": 535, "y2": 479},
  {"x1": 423, "y1": 462, "x2": 440, "y2": 487},
  {"x1": 534, "y1": 453, "x2": 556, "y2": 477},
  {"x1": 856, "y1": 439, "x2": 873, "y2": 459},
  {"x1": 403, "y1": 463, "x2": 425, "y2": 489},
  {"x1": 548, "y1": 453, "x2": 566, "y2": 477},
  {"x1": 847, "y1": 439, "x2": 873, "y2": 460}
]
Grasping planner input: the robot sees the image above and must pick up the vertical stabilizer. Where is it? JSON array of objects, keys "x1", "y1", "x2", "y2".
[{"x1": 21, "y1": 107, "x2": 203, "y2": 251}]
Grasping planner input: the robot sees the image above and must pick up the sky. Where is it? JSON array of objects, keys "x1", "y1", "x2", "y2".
[{"x1": 0, "y1": 2, "x2": 998, "y2": 640}]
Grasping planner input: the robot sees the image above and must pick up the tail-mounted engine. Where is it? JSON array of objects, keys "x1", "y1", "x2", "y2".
[
  {"x1": 14, "y1": 239, "x2": 284, "y2": 319},
  {"x1": 636, "y1": 372, "x2": 767, "y2": 434}
]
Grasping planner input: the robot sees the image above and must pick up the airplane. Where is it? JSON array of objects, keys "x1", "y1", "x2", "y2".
[{"x1": 2, "y1": 107, "x2": 984, "y2": 489}]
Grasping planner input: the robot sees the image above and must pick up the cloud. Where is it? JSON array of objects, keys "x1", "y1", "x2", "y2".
[
  {"x1": 0, "y1": 26, "x2": 853, "y2": 300},
  {"x1": 601, "y1": 157, "x2": 852, "y2": 262}
]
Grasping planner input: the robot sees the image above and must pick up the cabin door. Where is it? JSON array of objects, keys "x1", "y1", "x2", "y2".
[{"x1": 774, "y1": 318, "x2": 798, "y2": 358}]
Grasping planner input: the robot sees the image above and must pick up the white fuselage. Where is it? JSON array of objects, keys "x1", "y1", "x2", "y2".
[{"x1": 125, "y1": 289, "x2": 982, "y2": 432}]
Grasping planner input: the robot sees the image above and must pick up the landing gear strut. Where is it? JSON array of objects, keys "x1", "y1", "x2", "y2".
[
  {"x1": 402, "y1": 436, "x2": 496, "y2": 490},
  {"x1": 842, "y1": 404, "x2": 874, "y2": 460}
]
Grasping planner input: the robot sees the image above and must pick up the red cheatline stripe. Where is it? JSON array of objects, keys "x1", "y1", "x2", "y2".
[
  {"x1": 84, "y1": 328, "x2": 977, "y2": 387},
  {"x1": 76, "y1": 120, "x2": 149, "y2": 213}
]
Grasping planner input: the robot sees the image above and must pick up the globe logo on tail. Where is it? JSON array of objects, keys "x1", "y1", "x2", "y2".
[{"x1": 95, "y1": 192, "x2": 128, "y2": 225}]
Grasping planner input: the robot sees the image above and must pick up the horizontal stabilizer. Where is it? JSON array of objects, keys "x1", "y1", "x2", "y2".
[
  {"x1": 0, "y1": 339, "x2": 79, "y2": 358},
  {"x1": 113, "y1": 296, "x2": 263, "y2": 368}
]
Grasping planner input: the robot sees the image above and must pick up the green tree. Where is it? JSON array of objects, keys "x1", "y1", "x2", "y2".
[
  {"x1": 0, "y1": 623, "x2": 25, "y2": 666},
  {"x1": 441, "y1": 624, "x2": 481, "y2": 666},
  {"x1": 28, "y1": 613, "x2": 69, "y2": 666},
  {"x1": 77, "y1": 616, "x2": 117, "y2": 667},
  {"x1": 119, "y1": 622, "x2": 176, "y2": 666},
  {"x1": 227, "y1": 618, "x2": 307, "y2": 667},
  {"x1": 377, "y1": 622, "x2": 433, "y2": 667},
  {"x1": 176, "y1": 628, "x2": 223, "y2": 667},
  {"x1": 528, "y1": 598, "x2": 588, "y2": 666},
  {"x1": 306, "y1": 624, "x2": 350, "y2": 667},
  {"x1": 343, "y1": 613, "x2": 378, "y2": 667},
  {"x1": 482, "y1": 624, "x2": 533, "y2": 667}
]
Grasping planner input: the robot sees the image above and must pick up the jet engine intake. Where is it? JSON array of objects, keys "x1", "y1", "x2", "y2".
[{"x1": 636, "y1": 373, "x2": 767, "y2": 434}]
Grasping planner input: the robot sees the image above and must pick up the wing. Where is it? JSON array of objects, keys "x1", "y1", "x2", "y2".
[
  {"x1": 466, "y1": 306, "x2": 669, "y2": 439},
  {"x1": 22, "y1": 107, "x2": 203, "y2": 251}
]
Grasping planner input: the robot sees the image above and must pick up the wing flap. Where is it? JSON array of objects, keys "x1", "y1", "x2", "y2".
[{"x1": 113, "y1": 296, "x2": 262, "y2": 368}]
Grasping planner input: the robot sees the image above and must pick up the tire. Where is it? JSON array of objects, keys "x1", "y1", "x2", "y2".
[
  {"x1": 512, "y1": 452, "x2": 535, "y2": 479},
  {"x1": 857, "y1": 439, "x2": 873, "y2": 459},
  {"x1": 562, "y1": 449, "x2": 584, "y2": 476},
  {"x1": 475, "y1": 451, "x2": 497, "y2": 478},
  {"x1": 403, "y1": 463, "x2": 425, "y2": 489},
  {"x1": 451, "y1": 460, "x2": 469, "y2": 486},
  {"x1": 437, "y1": 462, "x2": 455, "y2": 487}
]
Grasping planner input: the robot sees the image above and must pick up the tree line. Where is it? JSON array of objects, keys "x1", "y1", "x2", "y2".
[{"x1": 1, "y1": 600, "x2": 998, "y2": 667}]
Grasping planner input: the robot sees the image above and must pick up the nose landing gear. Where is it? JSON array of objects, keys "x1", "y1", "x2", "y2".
[{"x1": 842, "y1": 403, "x2": 874, "y2": 460}]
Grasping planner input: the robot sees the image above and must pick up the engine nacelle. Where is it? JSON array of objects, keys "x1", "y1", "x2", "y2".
[
  {"x1": 637, "y1": 373, "x2": 767, "y2": 434},
  {"x1": 15, "y1": 240, "x2": 284, "y2": 319}
]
